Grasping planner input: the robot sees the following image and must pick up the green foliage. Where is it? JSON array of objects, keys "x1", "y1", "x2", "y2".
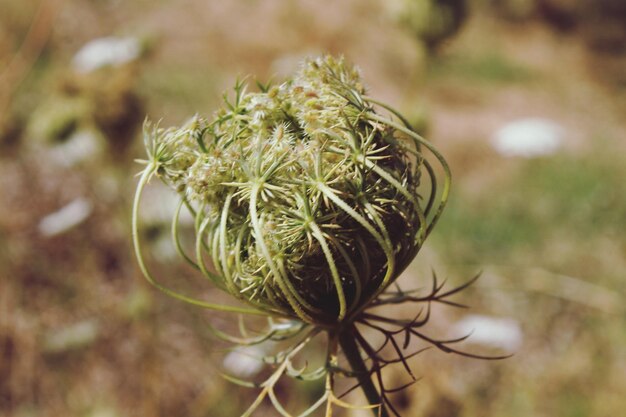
[
  {"x1": 520, "y1": 150, "x2": 626, "y2": 233},
  {"x1": 431, "y1": 52, "x2": 536, "y2": 83},
  {"x1": 28, "y1": 98, "x2": 87, "y2": 143},
  {"x1": 435, "y1": 147, "x2": 626, "y2": 264}
]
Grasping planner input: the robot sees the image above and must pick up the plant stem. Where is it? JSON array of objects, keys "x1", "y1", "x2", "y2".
[{"x1": 338, "y1": 325, "x2": 389, "y2": 417}]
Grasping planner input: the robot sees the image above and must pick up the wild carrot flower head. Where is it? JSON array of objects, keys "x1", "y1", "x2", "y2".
[
  {"x1": 132, "y1": 56, "x2": 501, "y2": 417},
  {"x1": 141, "y1": 56, "x2": 447, "y2": 326}
]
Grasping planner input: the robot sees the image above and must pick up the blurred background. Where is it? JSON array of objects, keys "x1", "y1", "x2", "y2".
[{"x1": 1, "y1": 0, "x2": 625, "y2": 416}]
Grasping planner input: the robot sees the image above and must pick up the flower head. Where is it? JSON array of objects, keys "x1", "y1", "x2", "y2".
[
  {"x1": 131, "y1": 56, "x2": 499, "y2": 417},
  {"x1": 141, "y1": 56, "x2": 447, "y2": 326}
]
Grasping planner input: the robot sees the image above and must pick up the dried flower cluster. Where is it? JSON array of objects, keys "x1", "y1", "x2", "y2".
[
  {"x1": 133, "y1": 56, "x2": 495, "y2": 417},
  {"x1": 141, "y1": 56, "x2": 447, "y2": 325}
]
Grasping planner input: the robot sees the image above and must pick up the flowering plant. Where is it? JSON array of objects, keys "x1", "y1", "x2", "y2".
[{"x1": 133, "y1": 56, "x2": 500, "y2": 416}]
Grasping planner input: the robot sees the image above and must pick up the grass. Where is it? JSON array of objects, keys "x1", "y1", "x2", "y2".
[
  {"x1": 429, "y1": 51, "x2": 536, "y2": 84},
  {"x1": 434, "y1": 144, "x2": 626, "y2": 265}
]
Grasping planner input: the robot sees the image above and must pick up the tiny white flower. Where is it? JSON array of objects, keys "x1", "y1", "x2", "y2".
[
  {"x1": 39, "y1": 197, "x2": 93, "y2": 237},
  {"x1": 452, "y1": 314, "x2": 523, "y2": 351},
  {"x1": 492, "y1": 118, "x2": 564, "y2": 158},
  {"x1": 223, "y1": 345, "x2": 267, "y2": 378},
  {"x1": 73, "y1": 36, "x2": 141, "y2": 73}
]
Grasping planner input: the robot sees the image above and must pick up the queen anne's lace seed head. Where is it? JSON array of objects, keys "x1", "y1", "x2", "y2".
[
  {"x1": 142, "y1": 55, "x2": 447, "y2": 326},
  {"x1": 132, "y1": 55, "x2": 505, "y2": 417}
]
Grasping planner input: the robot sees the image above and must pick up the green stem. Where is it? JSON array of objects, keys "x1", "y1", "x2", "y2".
[{"x1": 338, "y1": 326, "x2": 389, "y2": 417}]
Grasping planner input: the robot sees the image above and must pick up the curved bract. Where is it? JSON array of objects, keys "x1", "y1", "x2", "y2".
[{"x1": 137, "y1": 56, "x2": 449, "y2": 326}]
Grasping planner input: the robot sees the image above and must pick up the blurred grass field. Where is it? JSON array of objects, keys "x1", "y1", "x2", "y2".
[{"x1": 1, "y1": 0, "x2": 625, "y2": 416}]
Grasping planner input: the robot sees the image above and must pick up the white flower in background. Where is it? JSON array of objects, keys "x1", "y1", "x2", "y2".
[
  {"x1": 47, "y1": 129, "x2": 104, "y2": 167},
  {"x1": 223, "y1": 345, "x2": 267, "y2": 378},
  {"x1": 42, "y1": 319, "x2": 100, "y2": 353},
  {"x1": 138, "y1": 183, "x2": 195, "y2": 261},
  {"x1": 39, "y1": 197, "x2": 93, "y2": 237},
  {"x1": 492, "y1": 118, "x2": 564, "y2": 158},
  {"x1": 139, "y1": 183, "x2": 194, "y2": 226},
  {"x1": 452, "y1": 314, "x2": 523, "y2": 351},
  {"x1": 73, "y1": 36, "x2": 141, "y2": 73}
]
